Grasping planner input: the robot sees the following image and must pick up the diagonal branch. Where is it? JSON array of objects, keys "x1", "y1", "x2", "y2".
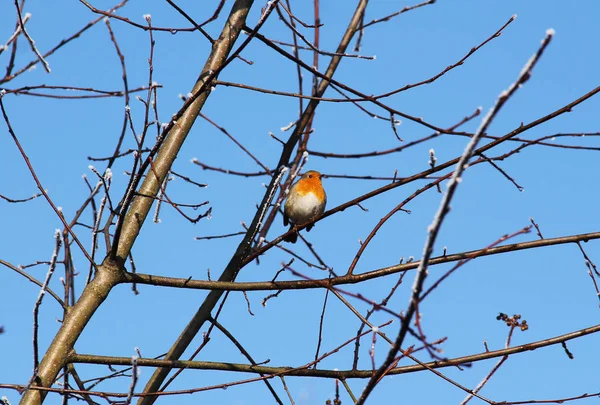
[
  {"x1": 138, "y1": 0, "x2": 371, "y2": 402},
  {"x1": 18, "y1": 2, "x2": 257, "y2": 404},
  {"x1": 355, "y1": 28, "x2": 555, "y2": 404}
]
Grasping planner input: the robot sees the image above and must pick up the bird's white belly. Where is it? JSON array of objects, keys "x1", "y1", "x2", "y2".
[{"x1": 286, "y1": 192, "x2": 322, "y2": 223}]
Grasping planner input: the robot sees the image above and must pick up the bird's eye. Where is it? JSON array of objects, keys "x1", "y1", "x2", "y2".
[{"x1": 308, "y1": 174, "x2": 313, "y2": 178}]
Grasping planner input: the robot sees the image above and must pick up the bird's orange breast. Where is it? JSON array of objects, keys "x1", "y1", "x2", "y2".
[{"x1": 295, "y1": 178, "x2": 326, "y2": 202}]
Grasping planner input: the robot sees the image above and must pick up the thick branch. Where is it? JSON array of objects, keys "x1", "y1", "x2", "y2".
[
  {"x1": 19, "y1": 2, "x2": 255, "y2": 405},
  {"x1": 19, "y1": 259, "x2": 123, "y2": 405},
  {"x1": 114, "y1": 3, "x2": 252, "y2": 262}
]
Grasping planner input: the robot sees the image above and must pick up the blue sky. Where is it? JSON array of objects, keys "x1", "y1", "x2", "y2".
[{"x1": 1, "y1": 1, "x2": 600, "y2": 404}]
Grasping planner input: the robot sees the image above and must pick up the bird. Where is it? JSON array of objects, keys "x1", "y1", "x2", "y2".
[{"x1": 283, "y1": 170, "x2": 327, "y2": 243}]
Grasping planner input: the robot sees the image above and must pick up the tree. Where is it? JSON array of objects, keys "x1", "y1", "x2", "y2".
[{"x1": 1, "y1": 1, "x2": 600, "y2": 404}]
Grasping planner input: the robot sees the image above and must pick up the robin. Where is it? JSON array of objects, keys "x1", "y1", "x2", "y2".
[{"x1": 283, "y1": 170, "x2": 327, "y2": 243}]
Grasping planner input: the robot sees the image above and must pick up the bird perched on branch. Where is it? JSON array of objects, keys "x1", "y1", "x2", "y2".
[{"x1": 283, "y1": 170, "x2": 327, "y2": 243}]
